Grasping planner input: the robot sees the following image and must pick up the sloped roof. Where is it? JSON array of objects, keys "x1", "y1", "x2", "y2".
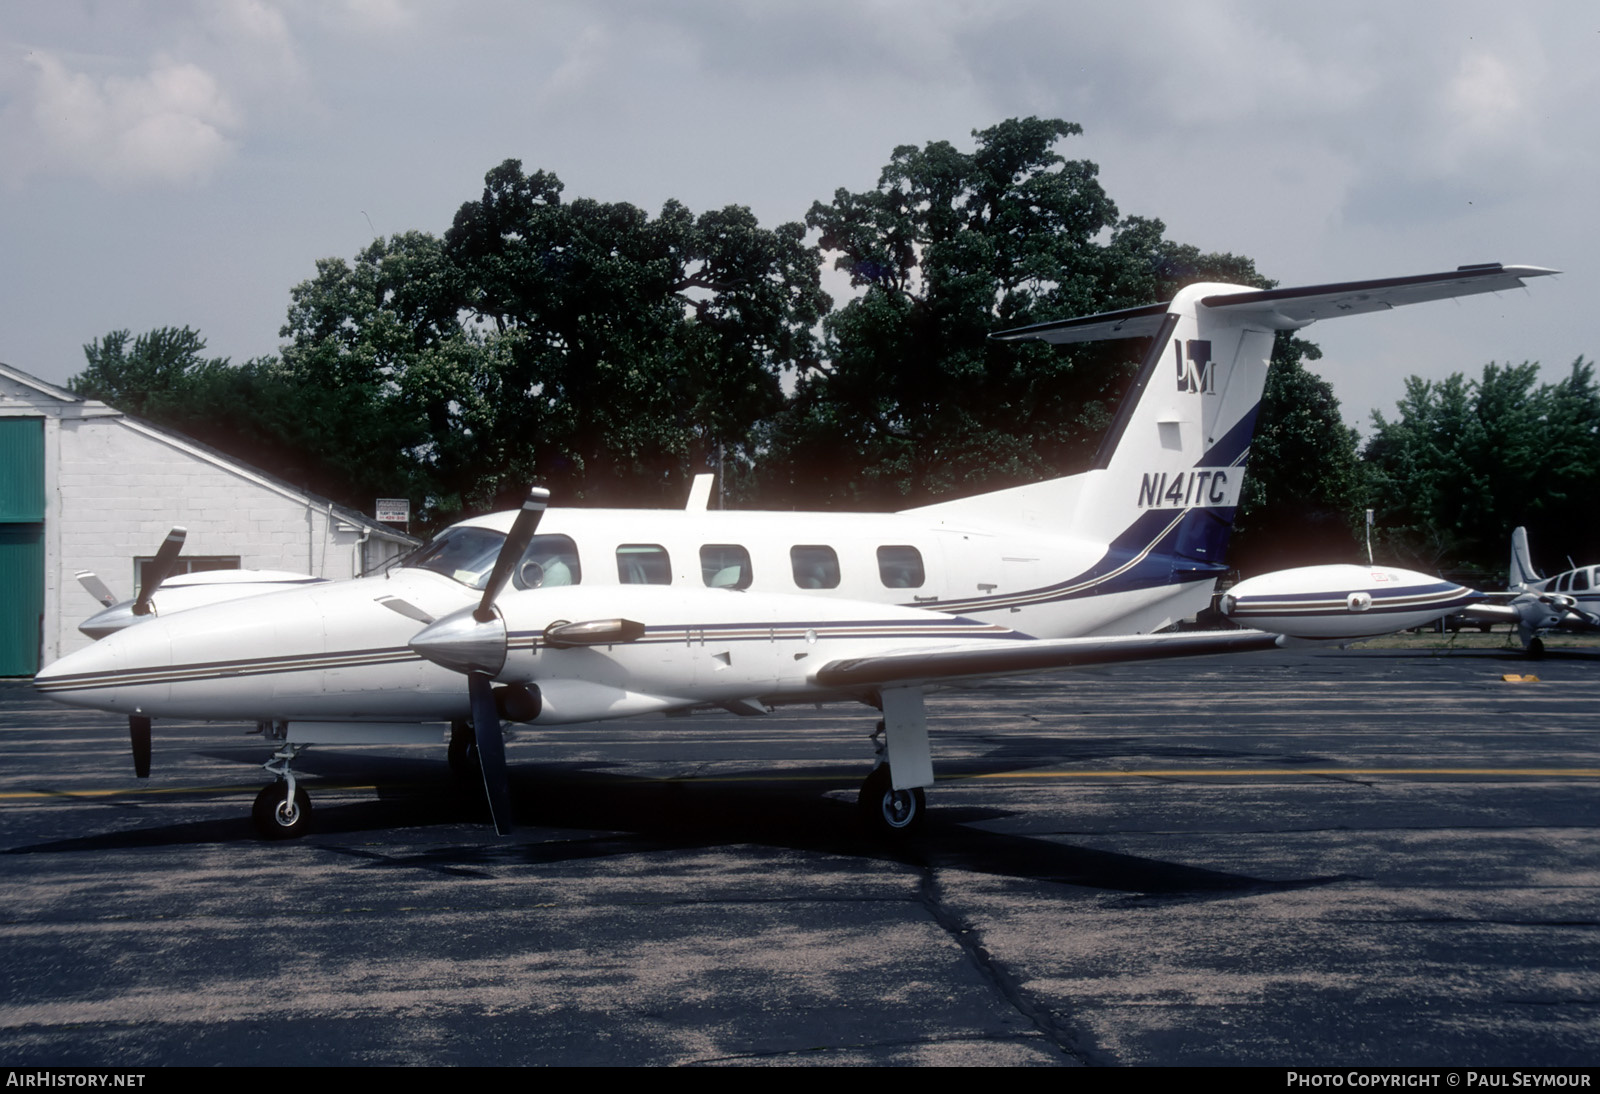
[{"x1": 0, "y1": 360, "x2": 418, "y2": 546}]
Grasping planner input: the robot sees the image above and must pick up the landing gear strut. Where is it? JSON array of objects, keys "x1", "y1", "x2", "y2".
[
  {"x1": 252, "y1": 740, "x2": 312, "y2": 840},
  {"x1": 447, "y1": 719, "x2": 481, "y2": 789},
  {"x1": 857, "y1": 714, "x2": 928, "y2": 836}
]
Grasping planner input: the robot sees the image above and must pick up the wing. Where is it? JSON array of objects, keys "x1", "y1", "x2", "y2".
[{"x1": 814, "y1": 629, "x2": 1284, "y2": 689}]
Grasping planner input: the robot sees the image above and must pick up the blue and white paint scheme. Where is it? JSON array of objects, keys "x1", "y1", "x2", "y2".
[
  {"x1": 32, "y1": 262, "x2": 1556, "y2": 838},
  {"x1": 1219, "y1": 565, "x2": 1482, "y2": 641}
]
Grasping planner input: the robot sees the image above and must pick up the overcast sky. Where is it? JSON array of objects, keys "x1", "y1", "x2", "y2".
[{"x1": 1, "y1": 1, "x2": 1592, "y2": 433}]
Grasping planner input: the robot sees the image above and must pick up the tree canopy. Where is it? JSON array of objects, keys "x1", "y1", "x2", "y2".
[
  {"x1": 1364, "y1": 359, "x2": 1600, "y2": 576},
  {"x1": 762, "y1": 117, "x2": 1269, "y2": 508}
]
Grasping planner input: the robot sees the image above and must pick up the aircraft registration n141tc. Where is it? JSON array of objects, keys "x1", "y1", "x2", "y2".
[{"x1": 33, "y1": 263, "x2": 1554, "y2": 838}]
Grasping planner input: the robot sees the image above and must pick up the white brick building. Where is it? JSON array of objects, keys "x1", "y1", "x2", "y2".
[{"x1": 0, "y1": 363, "x2": 418, "y2": 674}]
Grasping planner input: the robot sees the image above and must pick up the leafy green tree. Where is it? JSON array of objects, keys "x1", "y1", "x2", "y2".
[
  {"x1": 1229, "y1": 335, "x2": 1365, "y2": 573},
  {"x1": 1364, "y1": 359, "x2": 1599, "y2": 574},
  {"x1": 442, "y1": 161, "x2": 828, "y2": 509},
  {"x1": 763, "y1": 117, "x2": 1268, "y2": 508},
  {"x1": 73, "y1": 327, "x2": 230, "y2": 419}
]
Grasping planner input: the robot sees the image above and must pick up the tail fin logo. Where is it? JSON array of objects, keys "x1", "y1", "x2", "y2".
[{"x1": 1176, "y1": 340, "x2": 1215, "y2": 394}]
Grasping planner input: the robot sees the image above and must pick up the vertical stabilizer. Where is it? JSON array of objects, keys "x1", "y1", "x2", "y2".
[{"x1": 1509, "y1": 526, "x2": 1541, "y2": 591}]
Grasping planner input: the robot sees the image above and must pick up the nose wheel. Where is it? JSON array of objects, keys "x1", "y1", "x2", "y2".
[
  {"x1": 253, "y1": 779, "x2": 312, "y2": 839},
  {"x1": 253, "y1": 740, "x2": 312, "y2": 840}
]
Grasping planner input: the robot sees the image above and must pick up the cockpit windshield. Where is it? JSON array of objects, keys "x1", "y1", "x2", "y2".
[{"x1": 400, "y1": 526, "x2": 582, "y2": 590}]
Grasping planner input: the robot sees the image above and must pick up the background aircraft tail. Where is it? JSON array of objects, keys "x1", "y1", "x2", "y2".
[{"x1": 1509, "y1": 526, "x2": 1542, "y2": 590}]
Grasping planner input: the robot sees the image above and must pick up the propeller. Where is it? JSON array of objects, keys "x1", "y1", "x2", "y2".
[
  {"x1": 476, "y1": 488, "x2": 550, "y2": 622},
  {"x1": 76, "y1": 571, "x2": 118, "y2": 608},
  {"x1": 133, "y1": 527, "x2": 187, "y2": 616},
  {"x1": 410, "y1": 487, "x2": 550, "y2": 835},
  {"x1": 129, "y1": 716, "x2": 152, "y2": 779}
]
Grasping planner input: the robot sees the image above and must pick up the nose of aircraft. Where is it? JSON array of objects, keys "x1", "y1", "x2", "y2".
[{"x1": 34, "y1": 612, "x2": 174, "y2": 714}]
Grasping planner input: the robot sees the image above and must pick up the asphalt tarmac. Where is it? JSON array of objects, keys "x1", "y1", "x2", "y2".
[{"x1": 2, "y1": 645, "x2": 1597, "y2": 1067}]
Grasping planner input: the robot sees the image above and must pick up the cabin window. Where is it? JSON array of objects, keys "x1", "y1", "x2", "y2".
[
  {"x1": 701, "y1": 544, "x2": 752, "y2": 590},
  {"x1": 1574, "y1": 568, "x2": 1591, "y2": 592},
  {"x1": 513, "y1": 534, "x2": 581, "y2": 589},
  {"x1": 1557, "y1": 572, "x2": 1572, "y2": 592},
  {"x1": 790, "y1": 545, "x2": 840, "y2": 589},
  {"x1": 617, "y1": 544, "x2": 672, "y2": 585},
  {"x1": 876, "y1": 545, "x2": 925, "y2": 589}
]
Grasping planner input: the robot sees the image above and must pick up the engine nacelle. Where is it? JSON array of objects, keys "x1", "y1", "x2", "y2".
[{"x1": 1220, "y1": 565, "x2": 1481, "y2": 641}]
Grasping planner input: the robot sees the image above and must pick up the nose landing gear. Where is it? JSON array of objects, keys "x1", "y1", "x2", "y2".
[{"x1": 252, "y1": 738, "x2": 312, "y2": 840}]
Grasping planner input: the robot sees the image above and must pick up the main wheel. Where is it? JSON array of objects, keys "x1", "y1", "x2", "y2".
[
  {"x1": 858, "y1": 765, "x2": 926, "y2": 836},
  {"x1": 252, "y1": 780, "x2": 312, "y2": 840},
  {"x1": 1527, "y1": 636, "x2": 1546, "y2": 658}
]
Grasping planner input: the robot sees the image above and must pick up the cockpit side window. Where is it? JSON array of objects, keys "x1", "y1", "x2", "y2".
[
  {"x1": 876, "y1": 545, "x2": 925, "y2": 589},
  {"x1": 401, "y1": 527, "x2": 506, "y2": 589},
  {"x1": 617, "y1": 544, "x2": 672, "y2": 585},
  {"x1": 701, "y1": 545, "x2": 752, "y2": 589},
  {"x1": 1573, "y1": 568, "x2": 1590, "y2": 592},
  {"x1": 790, "y1": 545, "x2": 840, "y2": 589},
  {"x1": 399, "y1": 526, "x2": 582, "y2": 590},
  {"x1": 512, "y1": 534, "x2": 582, "y2": 589}
]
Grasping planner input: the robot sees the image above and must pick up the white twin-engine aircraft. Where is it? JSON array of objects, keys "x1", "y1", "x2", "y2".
[
  {"x1": 1456, "y1": 526, "x2": 1600, "y2": 654},
  {"x1": 33, "y1": 263, "x2": 1554, "y2": 839}
]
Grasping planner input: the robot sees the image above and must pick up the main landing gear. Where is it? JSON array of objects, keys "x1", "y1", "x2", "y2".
[
  {"x1": 856, "y1": 712, "x2": 929, "y2": 837},
  {"x1": 252, "y1": 738, "x2": 312, "y2": 840},
  {"x1": 858, "y1": 763, "x2": 926, "y2": 834}
]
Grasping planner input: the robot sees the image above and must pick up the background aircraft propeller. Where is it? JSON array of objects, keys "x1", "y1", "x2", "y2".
[
  {"x1": 129, "y1": 717, "x2": 151, "y2": 779},
  {"x1": 76, "y1": 526, "x2": 186, "y2": 778},
  {"x1": 133, "y1": 527, "x2": 187, "y2": 616},
  {"x1": 75, "y1": 571, "x2": 118, "y2": 608}
]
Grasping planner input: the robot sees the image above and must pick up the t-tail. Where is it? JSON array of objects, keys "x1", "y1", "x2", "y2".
[{"x1": 906, "y1": 264, "x2": 1556, "y2": 633}]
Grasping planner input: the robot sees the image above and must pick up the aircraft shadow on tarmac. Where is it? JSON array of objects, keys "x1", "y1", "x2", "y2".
[{"x1": 5, "y1": 755, "x2": 1349, "y2": 901}]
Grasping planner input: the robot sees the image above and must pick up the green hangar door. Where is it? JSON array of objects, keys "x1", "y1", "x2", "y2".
[{"x1": 0, "y1": 418, "x2": 45, "y2": 676}]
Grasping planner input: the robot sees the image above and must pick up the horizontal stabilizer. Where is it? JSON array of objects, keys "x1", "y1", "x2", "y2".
[{"x1": 992, "y1": 264, "x2": 1558, "y2": 343}]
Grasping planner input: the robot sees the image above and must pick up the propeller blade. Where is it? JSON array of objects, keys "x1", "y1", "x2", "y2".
[
  {"x1": 468, "y1": 670, "x2": 514, "y2": 836},
  {"x1": 134, "y1": 527, "x2": 187, "y2": 616},
  {"x1": 76, "y1": 571, "x2": 118, "y2": 608},
  {"x1": 475, "y1": 488, "x2": 550, "y2": 623},
  {"x1": 129, "y1": 716, "x2": 151, "y2": 779}
]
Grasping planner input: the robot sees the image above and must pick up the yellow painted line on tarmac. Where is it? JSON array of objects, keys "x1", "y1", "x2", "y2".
[
  {"x1": 0, "y1": 784, "x2": 384, "y2": 801},
  {"x1": 965, "y1": 767, "x2": 1600, "y2": 780},
  {"x1": 6, "y1": 769, "x2": 1598, "y2": 801},
  {"x1": 642, "y1": 767, "x2": 1600, "y2": 784}
]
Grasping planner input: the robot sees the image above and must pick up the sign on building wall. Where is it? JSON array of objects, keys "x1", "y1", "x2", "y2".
[{"x1": 375, "y1": 499, "x2": 410, "y2": 526}]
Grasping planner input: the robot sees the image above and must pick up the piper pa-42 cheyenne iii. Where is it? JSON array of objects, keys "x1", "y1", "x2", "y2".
[{"x1": 34, "y1": 263, "x2": 1554, "y2": 838}]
